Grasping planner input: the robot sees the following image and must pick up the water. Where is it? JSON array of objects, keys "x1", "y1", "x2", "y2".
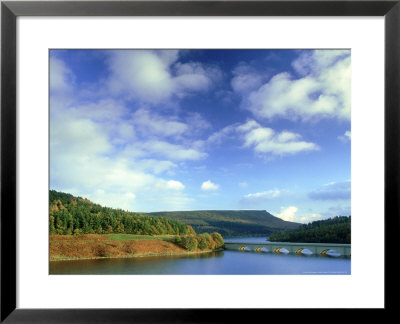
[
  {"x1": 224, "y1": 236, "x2": 271, "y2": 243},
  {"x1": 50, "y1": 237, "x2": 351, "y2": 275}
]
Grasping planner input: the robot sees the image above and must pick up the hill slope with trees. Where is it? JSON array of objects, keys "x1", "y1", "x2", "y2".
[
  {"x1": 148, "y1": 210, "x2": 301, "y2": 237},
  {"x1": 49, "y1": 190, "x2": 195, "y2": 236},
  {"x1": 268, "y1": 216, "x2": 351, "y2": 244},
  {"x1": 49, "y1": 190, "x2": 300, "y2": 238}
]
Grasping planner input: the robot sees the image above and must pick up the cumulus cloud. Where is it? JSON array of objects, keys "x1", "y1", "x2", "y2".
[
  {"x1": 231, "y1": 63, "x2": 265, "y2": 94},
  {"x1": 237, "y1": 120, "x2": 319, "y2": 156},
  {"x1": 308, "y1": 181, "x2": 351, "y2": 201},
  {"x1": 107, "y1": 50, "x2": 220, "y2": 104},
  {"x1": 49, "y1": 56, "x2": 205, "y2": 212},
  {"x1": 156, "y1": 180, "x2": 185, "y2": 191},
  {"x1": 132, "y1": 108, "x2": 188, "y2": 138},
  {"x1": 275, "y1": 206, "x2": 322, "y2": 223},
  {"x1": 207, "y1": 119, "x2": 318, "y2": 157},
  {"x1": 50, "y1": 56, "x2": 74, "y2": 94},
  {"x1": 50, "y1": 108, "x2": 189, "y2": 211},
  {"x1": 201, "y1": 180, "x2": 220, "y2": 191},
  {"x1": 276, "y1": 206, "x2": 299, "y2": 222},
  {"x1": 131, "y1": 109, "x2": 211, "y2": 140},
  {"x1": 235, "y1": 50, "x2": 350, "y2": 121}
]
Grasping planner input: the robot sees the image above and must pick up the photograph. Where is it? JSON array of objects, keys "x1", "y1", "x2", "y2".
[{"x1": 49, "y1": 49, "x2": 351, "y2": 275}]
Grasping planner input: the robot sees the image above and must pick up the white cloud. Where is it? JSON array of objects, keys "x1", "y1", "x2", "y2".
[
  {"x1": 173, "y1": 62, "x2": 214, "y2": 92},
  {"x1": 207, "y1": 124, "x2": 238, "y2": 145},
  {"x1": 50, "y1": 57, "x2": 202, "y2": 212},
  {"x1": 240, "y1": 189, "x2": 281, "y2": 206},
  {"x1": 156, "y1": 180, "x2": 185, "y2": 191},
  {"x1": 201, "y1": 180, "x2": 220, "y2": 191},
  {"x1": 130, "y1": 109, "x2": 210, "y2": 140},
  {"x1": 132, "y1": 108, "x2": 188, "y2": 138},
  {"x1": 231, "y1": 66, "x2": 264, "y2": 94},
  {"x1": 237, "y1": 50, "x2": 350, "y2": 121},
  {"x1": 124, "y1": 140, "x2": 207, "y2": 162},
  {"x1": 70, "y1": 99, "x2": 128, "y2": 122},
  {"x1": 50, "y1": 56, "x2": 74, "y2": 93},
  {"x1": 107, "y1": 50, "x2": 220, "y2": 104},
  {"x1": 338, "y1": 130, "x2": 351, "y2": 143},
  {"x1": 243, "y1": 189, "x2": 280, "y2": 200},
  {"x1": 207, "y1": 120, "x2": 318, "y2": 157},
  {"x1": 276, "y1": 206, "x2": 299, "y2": 222},
  {"x1": 166, "y1": 180, "x2": 185, "y2": 190},
  {"x1": 275, "y1": 206, "x2": 322, "y2": 223},
  {"x1": 237, "y1": 120, "x2": 319, "y2": 156},
  {"x1": 125, "y1": 192, "x2": 136, "y2": 199}
]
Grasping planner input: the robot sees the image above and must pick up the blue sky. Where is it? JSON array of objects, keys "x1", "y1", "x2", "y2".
[{"x1": 50, "y1": 49, "x2": 351, "y2": 223}]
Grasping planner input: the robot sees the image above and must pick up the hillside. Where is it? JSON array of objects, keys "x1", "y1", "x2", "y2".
[
  {"x1": 49, "y1": 190, "x2": 195, "y2": 236},
  {"x1": 49, "y1": 190, "x2": 300, "y2": 238},
  {"x1": 268, "y1": 216, "x2": 351, "y2": 244},
  {"x1": 148, "y1": 210, "x2": 301, "y2": 237}
]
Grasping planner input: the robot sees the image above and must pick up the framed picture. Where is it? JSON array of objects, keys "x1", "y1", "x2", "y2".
[{"x1": 1, "y1": 0, "x2": 398, "y2": 321}]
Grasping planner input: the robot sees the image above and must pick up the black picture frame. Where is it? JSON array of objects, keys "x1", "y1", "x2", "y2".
[{"x1": 1, "y1": 0, "x2": 398, "y2": 322}]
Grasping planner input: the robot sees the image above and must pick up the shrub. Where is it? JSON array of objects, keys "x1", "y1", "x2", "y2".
[
  {"x1": 197, "y1": 234, "x2": 209, "y2": 250},
  {"x1": 211, "y1": 232, "x2": 224, "y2": 248},
  {"x1": 94, "y1": 244, "x2": 110, "y2": 257},
  {"x1": 123, "y1": 242, "x2": 136, "y2": 254},
  {"x1": 73, "y1": 228, "x2": 82, "y2": 236},
  {"x1": 180, "y1": 236, "x2": 198, "y2": 251}
]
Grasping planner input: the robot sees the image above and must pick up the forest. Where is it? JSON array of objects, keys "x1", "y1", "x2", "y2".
[
  {"x1": 149, "y1": 209, "x2": 300, "y2": 237},
  {"x1": 49, "y1": 190, "x2": 196, "y2": 236},
  {"x1": 268, "y1": 216, "x2": 351, "y2": 244}
]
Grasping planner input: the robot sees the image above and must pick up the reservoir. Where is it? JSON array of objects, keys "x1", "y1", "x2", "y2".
[{"x1": 50, "y1": 237, "x2": 351, "y2": 275}]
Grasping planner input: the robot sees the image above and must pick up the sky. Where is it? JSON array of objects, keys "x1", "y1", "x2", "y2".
[{"x1": 50, "y1": 49, "x2": 351, "y2": 223}]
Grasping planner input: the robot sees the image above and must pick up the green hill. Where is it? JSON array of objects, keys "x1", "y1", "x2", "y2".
[
  {"x1": 269, "y1": 216, "x2": 351, "y2": 243},
  {"x1": 148, "y1": 210, "x2": 301, "y2": 237},
  {"x1": 49, "y1": 190, "x2": 301, "y2": 238},
  {"x1": 49, "y1": 190, "x2": 195, "y2": 236}
]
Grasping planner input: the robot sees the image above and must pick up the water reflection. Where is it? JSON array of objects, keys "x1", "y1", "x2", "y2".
[{"x1": 50, "y1": 249, "x2": 350, "y2": 275}]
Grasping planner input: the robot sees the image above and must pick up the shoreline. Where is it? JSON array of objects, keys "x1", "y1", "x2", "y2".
[{"x1": 50, "y1": 248, "x2": 224, "y2": 262}]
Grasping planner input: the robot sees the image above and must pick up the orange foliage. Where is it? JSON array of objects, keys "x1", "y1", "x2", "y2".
[{"x1": 50, "y1": 234, "x2": 187, "y2": 261}]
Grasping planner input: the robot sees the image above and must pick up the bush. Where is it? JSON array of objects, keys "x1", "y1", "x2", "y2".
[
  {"x1": 180, "y1": 236, "x2": 198, "y2": 251},
  {"x1": 94, "y1": 244, "x2": 110, "y2": 257},
  {"x1": 197, "y1": 234, "x2": 209, "y2": 250},
  {"x1": 73, "y1": 228, "x2": 82, "y2": 236},
  {"x1": 177, "y1": 232, "x2": 224, "y2": 251},
  {"x1": 211, "y1": 232, "x2": 224, "y2": 248},
  {"x1": 123, "y1": 242, "x2": 135, "y2": 254}
]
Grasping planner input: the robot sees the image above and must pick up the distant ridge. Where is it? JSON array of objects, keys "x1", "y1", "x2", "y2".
[{"x1": 148, "y1": 210, "x2": 301, "y2": 237}]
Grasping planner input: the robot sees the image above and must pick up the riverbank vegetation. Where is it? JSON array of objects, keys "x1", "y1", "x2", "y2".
[
  {"x1": 268, "y1": 216, "x2": 351, "y2": 244},
  {"x1": 50, "y1": 233, "x2": 224, "y2": 261},
  {"x1": 49, "y1": 191, "x2": 224, "y2": 261}
]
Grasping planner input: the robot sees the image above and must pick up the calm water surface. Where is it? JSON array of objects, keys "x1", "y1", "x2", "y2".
[{"x1": 50, "y1": 237, "x2": 350, "y2": 275}]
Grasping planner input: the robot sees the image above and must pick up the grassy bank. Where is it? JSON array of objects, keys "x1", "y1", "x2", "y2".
[{"x1": 50, "y1": 234, "x2": 220, "y2": 261}]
